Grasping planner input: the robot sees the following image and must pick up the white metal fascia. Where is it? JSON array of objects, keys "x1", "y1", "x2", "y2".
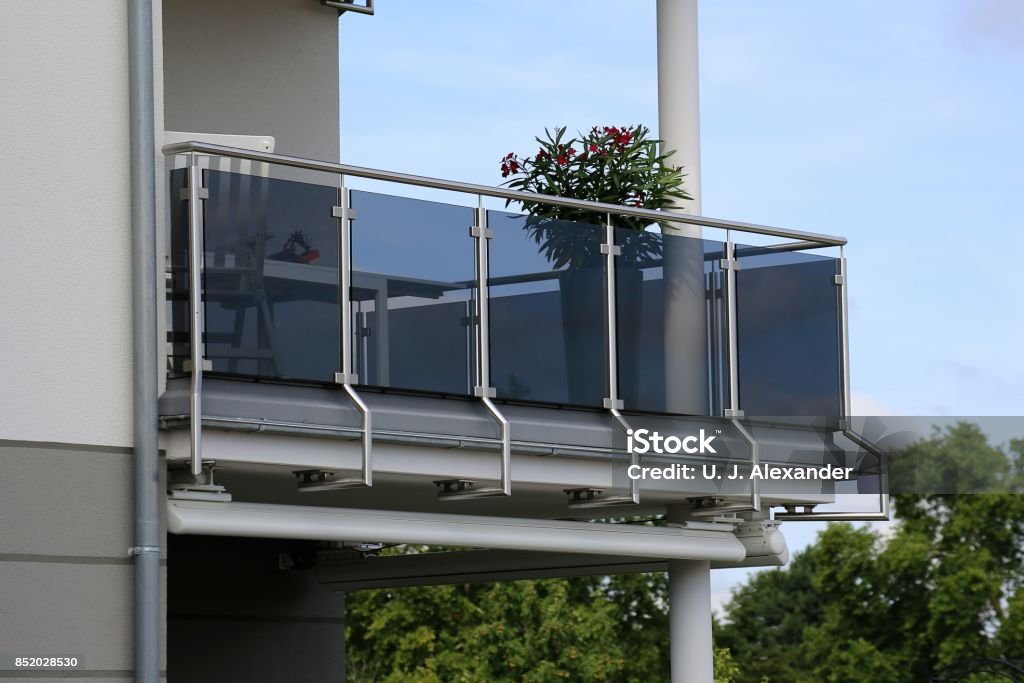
[{"x1": 167, "y1": 500, "x2": 747, "y2": 563}]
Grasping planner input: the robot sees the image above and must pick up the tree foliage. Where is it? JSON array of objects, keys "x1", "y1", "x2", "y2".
[
  {"x1": 718, "y1": 422, "x2": 1024, "y2": 683},
  {"x1": 346, "y1": 423, "x2": 1024, "y2": 681}
]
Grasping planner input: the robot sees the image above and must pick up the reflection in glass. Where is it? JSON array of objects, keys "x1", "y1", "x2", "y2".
[
  {"x1": 201, "y1": 169, "x2": 340, "y2": 383},
  {"x1": 350, "y1": 191, "x2": 475, "y2": 396},
  {"x1": 488, "y1": 211, "x2": 607, "y2": 407},
  {"x1": 615, "y1": 228, "x2": 725, "y2": 415}
]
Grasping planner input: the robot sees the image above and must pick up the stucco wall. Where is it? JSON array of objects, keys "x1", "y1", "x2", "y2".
[
  {"x1": 0, "y1": 1, "x2": 137, "y2": 447},
  {"x1": 163, "y1": 0, "x2": 340, "y2": 162}
]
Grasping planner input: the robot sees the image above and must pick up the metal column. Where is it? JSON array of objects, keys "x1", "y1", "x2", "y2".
[{"x1": 667, "y1": 505, "x2": 714, "y2": 683}]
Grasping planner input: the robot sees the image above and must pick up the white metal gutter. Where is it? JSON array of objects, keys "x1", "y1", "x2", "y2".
[{"x1": 167, "y1": 500, "x2": 747, "y2": 563}]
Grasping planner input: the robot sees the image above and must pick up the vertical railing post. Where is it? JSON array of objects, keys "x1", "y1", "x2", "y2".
[
  {"x1": 604, "y1": 214, "x2": 639, "y2": 505},
  {"x1": 331, "y1": 180, "x2": 373, "y2": 488},
  {"x1": 721, "y1": 231, "x2": 760, "y2": 512},
  {"x1": 567, "y1": 213, "x2": 638, "y2": 509},
  {"x1": 837, "y1": 247, "x2": 852, "y2": 423},
  {"x1": 186, "y1": 153, "x2": 208, "y2": 476},
  {"x1": 472, "y1": 198, "x2": 511, "y2": 496},
  {"x1": 722, "y1": 233, "x2": 741, "y2": 420}
]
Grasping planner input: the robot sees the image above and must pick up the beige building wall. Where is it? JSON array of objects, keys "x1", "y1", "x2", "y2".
[
  {"x1": 0, "y1": 2, "x2": 139, "y2": 448},
  {"x1": 0, "y1": 0, "x2": 341, "y2": 678},
  {"x1": 163, "y1": 0, "x2": 341, "y2": 162}
]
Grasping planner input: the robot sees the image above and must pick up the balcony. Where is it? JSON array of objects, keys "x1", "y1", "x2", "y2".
[{"x1": 159, "y1": 141, "x2": 883, "y2": 518}]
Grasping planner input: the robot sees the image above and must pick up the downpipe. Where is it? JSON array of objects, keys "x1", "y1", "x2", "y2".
[{"x1": 127, "y1": 0, "x2": 161, "y2": 681}]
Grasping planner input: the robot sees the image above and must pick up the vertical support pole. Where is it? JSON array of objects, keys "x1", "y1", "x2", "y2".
[
  {"x1": 667, "y1": 506, "x2": 713, "y2": 683},
  {"x1": 473, "y1": 199, "x2": 511, "y2": 496},
  {"x1": 658, "y1": 0, "x2": 708, "y2": 416},
  {"x1": 603, "y1": 214, "x2": 638, "y2": 504},
  {"x1": 723, "y1": 233, "x2": 741, "y2": 419},
  {"x1": 658, "y1": 0, "x2": 702, "y2": 218},
  {"x1": 567, "y1": 214, "x2": 637, "y2": 509},
  {"x1": 334, "y1": 181, "x2": 373, "y2": 487},
  {"x1": 721, "y1": 232, "x2": 760, "y2": 512},
  {"x1": 837, "y1": 247, "x2": 851, "y2": 423},
  {"x1": 187, "y1": 153, "x2": 206, "y2": 476}
]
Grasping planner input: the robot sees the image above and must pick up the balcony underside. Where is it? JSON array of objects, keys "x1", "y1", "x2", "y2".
[{"x1": 161, "y1": 377, "x2": 848, "y2": 518}]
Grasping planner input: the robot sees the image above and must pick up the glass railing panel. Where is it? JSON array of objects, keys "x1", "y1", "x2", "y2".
[
  {"x1": 614, "y1": 227, "x2": 725, "y2": 415},
  {"x1": 487, "y1": 210, "x2": 607, "y2": 408},
  {"x1": 167, "y1": 167, "x2": 192, "y2": 377},
  {"x1": 349, "y1": 190, "x2": 475, "y2": 396},
  {"x1": 201, "y1": 168, "x2": 341, "y2": 383},
  {"x1": 734, "y1": 248, "x2": 842, "y2": 418}
]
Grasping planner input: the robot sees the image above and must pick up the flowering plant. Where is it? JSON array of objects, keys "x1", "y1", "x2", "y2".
[{"x1": 500, "y1": 125, "x2": 690, "y2": 268}]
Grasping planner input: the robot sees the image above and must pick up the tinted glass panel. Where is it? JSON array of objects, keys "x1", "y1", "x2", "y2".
[
  {"x1": 202, "y1": 169, "x2": 340, "y2": 382},
  {"x1": 350, "y1": 190, "x2": 475, "y2": 396},
  {"x1": 735, "y1": 249, "x2": 842, "y2": 418},
  {"x1": 167, "y1": 168, "x2": 191, "y2": 377},
  {"x1": 488, "y1": 211, "x2": 607, "y2": 407},
  {"x1": 615, "y1": 227, "x2": 723, "y2": 415}
]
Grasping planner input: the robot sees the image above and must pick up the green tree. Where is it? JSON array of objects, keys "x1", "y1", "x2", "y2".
[
  {"x1": 347, "y1": 423, "x2": 1024, "y2": 681},
  {"x1": 717, "y1": 423, "x2": 1024, "y2": 683},
  {"x1": 346, "y1": 574, "x2": 627, "y2": 682}
]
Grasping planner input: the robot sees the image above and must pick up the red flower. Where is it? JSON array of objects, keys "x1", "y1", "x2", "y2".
[
  {"x1": 557, "y1": 155, "x2": 568, "y2": 165},
  {"x1": 509, "y1": 160, "x2": 519, "y2": 173},
  {"x1": 589, "y1": 144, "x2": 598, "y2": 153}
]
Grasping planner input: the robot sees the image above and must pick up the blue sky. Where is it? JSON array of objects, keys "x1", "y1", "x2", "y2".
[{"x1": 339, "y1": 1, "x2": 1024, "y2": 608}]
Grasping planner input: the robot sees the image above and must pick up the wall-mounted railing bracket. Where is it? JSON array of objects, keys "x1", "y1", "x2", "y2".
[
  {"x1": 295, "y1": 468, "x2": 369, "y2": 492},
  {"x1": 436, "y1": 479, "x2": 511, "y2": 500},
  {"x1": 322, "y1": 0, "x2": 374, "y2": 16},
  {"x1": 168, "y1": 461, "x2": 230, "y2": 502}
]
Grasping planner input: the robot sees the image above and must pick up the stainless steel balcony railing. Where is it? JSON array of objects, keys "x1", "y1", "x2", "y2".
[{"x1": 162, "y1": 141, "x2": 887, "y2": 518}]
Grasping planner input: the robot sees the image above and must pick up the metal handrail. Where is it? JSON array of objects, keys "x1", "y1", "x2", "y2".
[{"x1": 162, "y1": 141, "x2": 847, "y2": 247}]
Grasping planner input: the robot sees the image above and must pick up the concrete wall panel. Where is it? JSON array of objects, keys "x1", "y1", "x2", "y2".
[{"x1": 0, "y1": 2, "x2": 134, "y2": 447}]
